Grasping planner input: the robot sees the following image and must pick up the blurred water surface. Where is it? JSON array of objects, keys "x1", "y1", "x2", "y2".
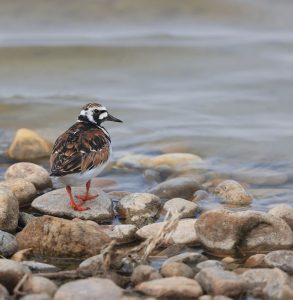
[{"x1": 1, "y1": 0, "x2": 293, "y2": 209}]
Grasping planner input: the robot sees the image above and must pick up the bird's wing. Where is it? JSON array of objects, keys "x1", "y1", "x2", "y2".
[{"x1": 50, "y1": 124, "x2": 110, "y2": 176}]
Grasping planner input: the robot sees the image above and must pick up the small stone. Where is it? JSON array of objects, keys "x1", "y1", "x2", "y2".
[
  {"x1": 131, "y1": 265, "x2": 162, "y2": 285},
  {"x1": 117, "y1": 193, "x2": 161, "y2": 226},
  {"x1": 0, "y1": 284, "x2": 9, "y2": 300},
  {"x1": 149, "y1": 177, "x2": 202, "y2": 200},
  {"x1": 163, "y1": 198, "x2": 198, "y2": 218},
  {"x1": 5, "y1": 162, "x2": 52, "y2": 190},
  {"x1": 198, "y1": 296, "x2": 213, "y2": 300},
  {"x1": 213, "y1": 296, "x2": 234, "y2": 300},
  {"x1": 196, "y1": 268, "x2": 247, "y2": 297},
  {"x1": 19, "y1": 212, "x2": 36, "y2": 228},
  {"x1": 195, "y1": 209, "x2": 293, "y2": 256},
  {"x1": 54, "y1": 277, "x2": 123, "y2": 300},
  {"x1": 214, "y1": 180, "x2": 252, "y2": 205},
  {"x1": 162, "y1": 252, "x2": 207, "y2": 268},
  {"x1": 22, "y1": 275, "x2": 57, "y2": 297},
  {"x1": 32, "y1": 188, "x2": 113, "y2": 222},
  {"x1": 136, "y1": 219, "x2": 199, "y2": 246},
  {"x1": 16, "y1": 215, "x2": 111, "y2": 258},
  {"x1": 192, "y1": 190, "x2": 209, "y2": 202},
  {"x1": 20, "y1": 294, "x2": 52, "y2": 300},
  {"x1": 195, "y1": 260, "x2": 225, "y2": 272},
  {"x1": 21, "y1": 261, "x2": 59, "y2": 273},
  {"x1": 0, "y1": 178, "x2": 37, "y2": 208},
  {"x1": 135, "y1": 276, "x2": 203, "y2": 298},
  {"x1": 269, "y1": 204, "x2": 293, "y2": 230},
  {"x1": 6, "y1": 128, "x2": 52, "y2": 161},
  {"x1": 161, "y1": 262, "x2": 194, "y2": 278},
  {"x1": 221, "y1": 257, "x2": 236, "y2": 264},
  {"x1": 244, "y1": 254, "x2": 265, "y2": 268},
  {"x1": 0, "y1": 259, "x2": 31, "y2": 293},
  {"x1": 0, "y1": 186, "x2": 19, "y2": 232},
  {"x1": 0, "y1": 230, "x2": 18, "y2": 257},
  {"x1": 99, "y1": 224, "x2": 137, "y2": 244},
  {"x1": 11, "y1": 249, "x2": 33, "y2": 262},
  {"x1": 264, "y1": 250, "x2": 293, "y2": 274}
]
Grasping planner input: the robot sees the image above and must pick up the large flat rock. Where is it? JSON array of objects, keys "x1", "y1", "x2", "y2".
[{"x1": 32, "y1": 187, "x2": 113, "y2": 222}]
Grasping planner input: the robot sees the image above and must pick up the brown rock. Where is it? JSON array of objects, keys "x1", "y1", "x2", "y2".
[
  {"x1": 244, "y1": 254, "x2": 265, "y2": 268},
  {"x1": 195, "y1": 209, "x2": 293, "y2": 256},
  {"x1": 161, "y1": 262, "x2": 194, "y2": 278},
  {"x1": 131, "y1": 265, "x2": 162, "y2": 285},
  {"x1": 0, "y1": 186, "x2": 19, "y2": 232},
  {"x1": 7, "y1": 128, "x2": 52, "y2": 161},
  {"x1": 196, "y1": 268, "x2": 247, "y2": 297},
  {"x1": 135, "y1": 276, "x2": 203, "y2": 298},
  {"x1": 16, "y1": 215, "x2": 110, "y2": 258},
  {"x1": 5, "y1": 162, "x2": 52, "y2": 190},
  {"x1": 162, "y1": 252, "x2": 207, "y2": 268},
  {"x1": 54, "y1": 277, "x2": 123, "y2": 300},
  {"x1": 22, "y1": 275, "x2": 57, "y2": 297},
  {"x1": 163, "y1": 198, "x2": 198, "y2": 218},
  {"x1": 100, "y1": 224, "x2": 137, "y2": 244},
  {"x1": 269, "y1": 204, "x2": 293, "y2": 230}
]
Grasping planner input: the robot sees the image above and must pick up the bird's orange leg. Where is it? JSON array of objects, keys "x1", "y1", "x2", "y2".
[
  {"x1": 75, "y1": 180, "x2": 98, "y2": 201},
  {"x1": 66, "y1": 185, "x2": 88, "y2": 211}
]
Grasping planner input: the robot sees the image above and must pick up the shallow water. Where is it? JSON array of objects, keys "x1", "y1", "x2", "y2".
[{"x1": 1, "y1": 0, "x2": 293, "y2": 211}]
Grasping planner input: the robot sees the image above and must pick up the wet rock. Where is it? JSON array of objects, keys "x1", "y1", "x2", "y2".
[
  {"x1": 100, "y1": 224, "x2": 137, "y2": 244},
  {"x1": 264, "y1": 250, "x2": 293, "y2": 274},
  {"x1": 0, "y1": 186, "x2": 19, "y2": 232},
  {"x1": 135, "y1": 276, "x2": 203, "y2": 298},
  {"x1": 195, "y1": 260, "x2": 225, "y2": 272},
  {"x1": 0, "y1": 230, "x2": 18, "y2": 257},
  {"x1": 149, "y1": 177, "x2": 202, "y2": 200},
  {"x1": 22, "y1": 275, "x2": 57, "y2": 297},
  {"x1": 20, "y1": 294, "x2": 52, "y2": 300},
  {"x1": 21, "y1": 261, "x2": 59, "y2": 273},
  {"x1": 16, "y1": 215, "x2": 111, "y2": 258},
  {"x1": 162, "y1": 252, "x2": 207, "y2": 268},
  {"x1": 19, "y1": 212, "x2": 36, "y2": 228},
  {"x1": 195, "y1": 209, "x2": 293, "y2": 256},
  {"x1": 242, "y1": 268, "x2": 293, "y2": 299},
  {"x1": 131, "y1": 265, "x2": 162, "y2": 285},
  {"x1": 7, "y1": 128, "x2": 52, "y2": 161},
  {"x1": 116, "y1": 193, "x2": 161, "y2": 226},
  {"x1": 136, "y1": 219, "x2": 199, "y2": 246},
  {"x1": 269, "y1": 204, "x2": 293, "y2": 230},
  {"x1": 196, "y1": 268, "x2": 247, "y2": 297},
  {"x1": 0, "y1": 284, "x2": 9, "y2": 300},
  {"x1": 244, "y1": 254, "x2": 265, "y2": 268},
  {"x1": 0, "y1": 178, "x2": 37, "y2": 208},
  {"x1": 214, "y1": 180, "x2": 252, "y2": 205},
  {"x1": 32, "y1": 188, "x2": 113, "y2": 222},
  {"x1": 5, "y1": 162, "x2": 52, "y2": 190},
  {"x1": 192, "y1": 190, "x2": 209, "y2": 202},
  {"x1": 54, "y1": 277, "x2": 123, "y2": 300},
  {"x1": 161, "y1": 262, "x2": 194, "y2": 278},
  {"x1": 0, "y1": 259, "x2": 31, "y2": 293},
  {"x1": 233, "y1": 168, "x2": 288, "y2": 186},
  {"x1": 163, "y1": 198, "x2": 198, "y2": 218}
]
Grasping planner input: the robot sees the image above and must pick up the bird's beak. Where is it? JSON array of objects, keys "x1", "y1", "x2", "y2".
[{"x1": 106, "y1": 113, "x2": 123, "y2": 123}]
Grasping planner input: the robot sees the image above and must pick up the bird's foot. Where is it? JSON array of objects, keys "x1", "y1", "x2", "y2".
[
  {"x1": 75, "y1": 194, "x2": 98, "y2": 201},
  {"x1": 71, "y1": 202, "x2": 89, "y2": 211}
]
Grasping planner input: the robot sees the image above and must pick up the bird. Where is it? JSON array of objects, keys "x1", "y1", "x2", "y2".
[{"x1": 50, "y1": 102, "x2": 122, "y2": 211}]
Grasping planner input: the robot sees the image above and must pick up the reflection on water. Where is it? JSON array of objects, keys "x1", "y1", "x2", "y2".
[{"x1": 1, "y1": 0, "x2": 293, "y2": 210}]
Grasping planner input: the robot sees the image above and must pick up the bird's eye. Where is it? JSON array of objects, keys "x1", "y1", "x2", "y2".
[{"x1": 94, "y1": 109, "x2": 99, "y2": 113}]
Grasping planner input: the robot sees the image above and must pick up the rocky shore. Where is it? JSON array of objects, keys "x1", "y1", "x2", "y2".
[{"x1": 0, "y1": 128, "x2": 292, "y2": 299}]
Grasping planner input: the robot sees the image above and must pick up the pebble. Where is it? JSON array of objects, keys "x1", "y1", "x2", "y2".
[
  {"x1": 264, "y1": 250, "x2": 293, "y2": 274},
  {"x1": 99, "y1": 224, "x2": 137, "y2": 244},
  {"x1": 22, "y1": 275, "x2": 57, "y2": 297},
  {"x1": 116, "y1": 193, "x2": 161, "y2": 226},
  {"x1": 0, "y1": 178, "x2": 37, "y2": 207},
  {"x1": 136, "y1": 219, "x2": 199, "y2": 246},
  {"x1": 195, "y1": 209, "x2": 293, "y2": 256},
  {"x1": 195, "y1": 260, "x2": 225, "y2": 272},
  {"x1": 21, "y1": 261, "x2": 59, "y2": 273},
  {"x1": 269, "y1": 203, "x2": 293, "y2": 230},
  {"x1": 19, "y1": 212, "x2": 36, "y2": 228},
  {"x1": 0, "y1": 230, "x2": 18, "y2": 257},
  {"x1": 214, "y1": 180, "x2": 252, "y2": 205},
  {"x1": 0, "y1": 186, "x2": 19, "y2": 232},
  {"x1": 54, "y1": 277, "x2": 123, "y2": 300},
  {"x1": 160, "y1": 262, "x2": 194, "y2": 278},
  {"x1": 135, "y1": 276, "x2": 203, "y2": 298},
  {"x1": 131, "y1": 265, "x2": 162, "y2": 285},
  {"x1": 163, "y1": 198, "x2": 198, "y2": 218},
  {"x1": 196, "y1": 268, "x2": 247, "y2": 297},
  {"x1": 149, "y1": 177, "x2": 202, "y2": 200},
  {"x1": 244, "y1": 254, "x2": 265, "y2": 268},
  {"x1": 0, "y1": 259, "x2": 31, "y2": 293},
  {"x1": 32, "y1": 188, "x2": 113, "y2": 222},
  {"x1": 192, "y1": 190, "x2": 210, "y2": 202},
  {"x1": 16, "y1": 215, "x2": 111, "y2": 258},
  {"x1": 6, "y1": 128, "x2": 52, "y2": 161},
  {"x1": 5, "y1": 162, "x2": 52, "y2": 190},
  {"x1": 162, "y1": 252, "x2": 207, "y2": 268}
]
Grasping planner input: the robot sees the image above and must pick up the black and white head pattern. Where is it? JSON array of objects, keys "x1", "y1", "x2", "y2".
[{"x1": 78, "y1": 103, "x2": 108, "y2": 125}]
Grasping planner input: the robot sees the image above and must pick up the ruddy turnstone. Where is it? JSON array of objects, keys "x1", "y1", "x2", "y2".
[{"x1": 50, "y1": 103, "x2": 122, "y2": 211}]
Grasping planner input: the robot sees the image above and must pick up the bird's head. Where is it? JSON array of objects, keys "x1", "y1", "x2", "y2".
[{"x1": 78, "y1": 103, "x2": 122, "y2": 125}]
